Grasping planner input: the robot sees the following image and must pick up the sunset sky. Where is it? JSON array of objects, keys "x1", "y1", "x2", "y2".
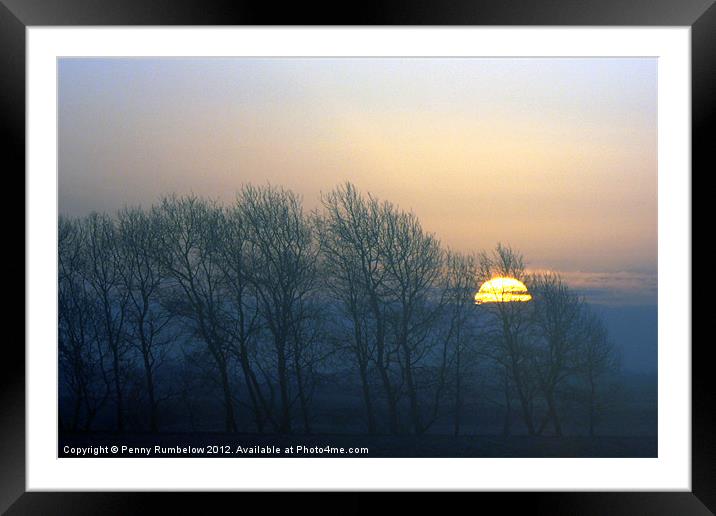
[{"x1": 58, "y1": 57, "x2": 657, "y2": 306}]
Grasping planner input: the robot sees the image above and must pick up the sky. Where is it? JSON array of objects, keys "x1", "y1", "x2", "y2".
[{"x1": 58, "y1": 57, "x2": 657, "y2": 307}]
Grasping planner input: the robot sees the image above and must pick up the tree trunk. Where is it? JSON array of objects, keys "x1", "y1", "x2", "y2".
[
  {"x1": 509, "y1": 365, "x2": 535, "y2": 435},
  {"x1": 142, "y1": 349, "x2": 158, "y2": 432},
  {"x1": 588, "y1": 375, "x2": 596, "y2": 437},
  {"x1": 239, "y1": 348, "x2": 265, "y2": 433},
  {"x1": 545, "y1": 389, "x2": 562, "y2": 437},
  {"x1": 293, "y1": 347, "x2": 312, "y2": 434},
  {"x1": 358, "y1": 360, "x2": 377, "y2": 434},
  {"x1": 386, "y1": 394, "x2": 399, "y2": 434},
  {"x1": 83, "y1": 401, "x2": 97, "y2": 431},
  {"x1": 501, "y1": 315, "x2": 534, "y2": 435},
  {"x1": 375, "y1": 336, "x2": 399, "y2": 433},
  {"x1": 276, "y1": 334, "x2": 292, "y2": 434},
  {"x1": 111, "y1": 346, "x2": 124, "y2": 432},
  {"x1": 217, "y1": 354, "x2": 237, "y2": 433},
  {"x1": 402, "y1": 344, "x2": 422, "y2": 435},
  {"x1": 370, "y1": 295, "x2": 399, "y2": 434},
  {"x1": 515, "y1": 385, "x2": 535, "y2": 435},
  {"x1": 377, "y1": 365, "x2": 399, "y2": 434},
  {"x1": 71, "y1": 394, "x2": 81, "y2": 432},
  {"x1": 453, "y1": 342, "x2": 462, "y2": 436},
  {"x1": 502, "y1": 368, "x2": 512, "y2": 436}
]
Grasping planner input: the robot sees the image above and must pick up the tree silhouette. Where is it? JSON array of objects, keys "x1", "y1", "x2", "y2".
[
  {"x1": 529, "y1": 272, "x2": 584, "y2": 436},
  {"x1": 56, "y1": 185, "x2": 629, "y2": 442},
  {"x1": 237, "y1": 185, "x2": 319, "y2": 434},
  {"x1": 153, "y1": 195, "x2": 238, "y2": 433},
  {"x1": 477, "y1": 244, "x2": 538, "y2": 435}
]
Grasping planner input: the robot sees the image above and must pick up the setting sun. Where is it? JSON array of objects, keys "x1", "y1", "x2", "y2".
[{"x1": 474, "y1": 277, "x2": 532, "y2": 304}]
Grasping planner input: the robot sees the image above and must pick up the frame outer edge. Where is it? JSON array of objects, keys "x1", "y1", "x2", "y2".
[
  {"x1": 5, "y1": 0, "x2": 712, "y2": 511},
  {"x1": 691, "y1": 1, "x2": 716, "y2": 513},
  {"x1": 0, "y1": 0, "x2": 27, "y2": 514}
]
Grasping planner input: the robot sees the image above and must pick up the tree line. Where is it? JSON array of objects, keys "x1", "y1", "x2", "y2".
[{"x1": 59, "y1": 182, "x2": 618, "y2": 437}]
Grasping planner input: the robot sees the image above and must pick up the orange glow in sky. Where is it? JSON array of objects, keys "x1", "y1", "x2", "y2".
[{"x1": 58, "y1": 57, "x2": 657, "y2": 277}]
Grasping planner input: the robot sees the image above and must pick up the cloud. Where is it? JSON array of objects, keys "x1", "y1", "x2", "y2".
[{"x1": 526, "y1": 269, "x2": 657, "y2": 306}]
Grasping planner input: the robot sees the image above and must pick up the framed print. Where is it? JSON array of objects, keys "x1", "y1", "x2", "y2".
[{"x1": 4, "y1": 0, "x2": 712, "y2": 513}]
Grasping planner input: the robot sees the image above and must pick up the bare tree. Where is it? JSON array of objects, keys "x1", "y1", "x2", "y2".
[
  {"x1": 578, "y1": 308, "x2": 619, "y2": 436},
  {"x1": 80, "y1": 213, "x2": 130, "y2": 431},
  {"x1": 216, "y1": 205, "x2": 270, "y2": 433},
  {"x1": 322, "y1": 183, "x2": 446, "y2": 435},
  {"x1": 319, "y1": 184, "x2": 382, "y2": 433},
  {"x1": 58, "y1": 216, "x2": 110, "y2": 431},
  {"x1": 321, "y1": 183, "x2": 458, "y2": 435},
  {"x1": 237, "y1": 185, "x2": 319, "y2": 434},
  {"x1": 381, "y1": 206, "x2": 444, "y2": 435},
  {"x1": 477, "y1": 244, "x2": 538, "y2": 435},
  {"x1": 58, "y1": 188, "x2": 632, "y2": 440},
  {"x1": 289, "y1": 295, "x2": 330, "y2": 434},
  {"x1": 529, "y1": 272, "x2": 584, "y2": 436},
  {"x1": 152, "y1": 195, "x2": 238, "y2": 432},
  {"x1": 442, "y1": 251, "x2": 479, "y2": 436},
  {"x1": 116, "y1": 207, "x2": 174, "y2": 432}
]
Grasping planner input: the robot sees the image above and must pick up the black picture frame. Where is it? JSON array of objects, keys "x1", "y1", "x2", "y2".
[{"x1": 3, "y1": 0, "x2": 711, "y2": 513}]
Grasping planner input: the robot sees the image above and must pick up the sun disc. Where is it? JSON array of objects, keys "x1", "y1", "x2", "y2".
[{"x1": 474, "y1": 277, "x2": 532, "y2": 304}]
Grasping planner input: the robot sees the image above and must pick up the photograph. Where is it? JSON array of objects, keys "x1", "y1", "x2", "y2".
[{"x1": 56, "y1": 56, "x2": 658, "y2": 459}]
